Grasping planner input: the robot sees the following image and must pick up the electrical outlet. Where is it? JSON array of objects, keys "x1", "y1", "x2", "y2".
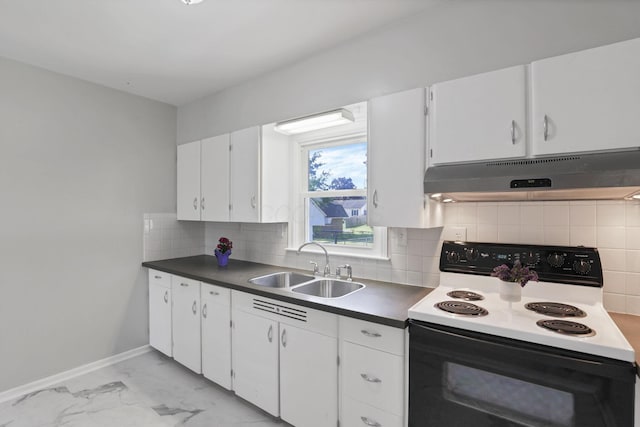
[
  {"x1": 397, "y1": 228, "x2": 408, "y2": 247},
  {"x1": 443, "y1": 226, "x2": 467, "y2": 242}
]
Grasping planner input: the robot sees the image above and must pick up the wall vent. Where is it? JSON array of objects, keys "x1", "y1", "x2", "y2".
[{"x1": 485, "y1": 156, "x2": 581, "y2": 167}]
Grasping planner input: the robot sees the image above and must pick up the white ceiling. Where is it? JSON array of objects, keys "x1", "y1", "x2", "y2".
[{"x1": 0, "y1": 0, "x2": 432, "y2": 106}]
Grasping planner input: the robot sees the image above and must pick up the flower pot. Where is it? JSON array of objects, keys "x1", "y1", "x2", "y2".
[
  {"x1": 214, "y1": 249, "x2": 231, "y2": 267},
  {"x1": 498, "y1": 279, "x2": 522, "y2": 302}
]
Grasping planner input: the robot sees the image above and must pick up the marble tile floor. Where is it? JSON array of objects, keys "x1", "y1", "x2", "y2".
[{"x1": 0, "y1": 351, "x2": 290, "y2": 427}]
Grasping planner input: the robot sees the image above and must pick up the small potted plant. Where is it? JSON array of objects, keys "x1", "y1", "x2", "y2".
[
  {"x1": 491, "y1": 260, "x2": 539, "y2": 301},
  {"x1": 214, "y1": 237, "x2": 233, "y2": 267}
]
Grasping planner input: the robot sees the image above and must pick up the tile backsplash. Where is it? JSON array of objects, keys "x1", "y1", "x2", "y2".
[
  {"x1": 444, "y1": 200, "x2": 640, "y2": 315},
  {"x1": 146, "y1": 200, "x2": 640, "y2": 316}
]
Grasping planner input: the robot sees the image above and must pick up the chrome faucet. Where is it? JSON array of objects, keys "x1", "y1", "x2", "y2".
[{"x1": 297, "y1": 242, "x2": 330, "y2": 277}]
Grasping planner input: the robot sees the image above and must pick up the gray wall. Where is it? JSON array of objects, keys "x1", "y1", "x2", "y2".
[
  {"x1": 178, "y1": 1, "x2": 640, "y2": 143},
  {"x1": 0, "y1": 57, "x2": 176, "y2": 393}
]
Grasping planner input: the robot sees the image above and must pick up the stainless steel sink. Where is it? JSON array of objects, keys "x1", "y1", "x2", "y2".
[
  {"x1": 291, "y1": 279, "x2": 365, "y2": 298},
  {"x1": 249, "y1": 272, "x2": 315, "y2": 288}
]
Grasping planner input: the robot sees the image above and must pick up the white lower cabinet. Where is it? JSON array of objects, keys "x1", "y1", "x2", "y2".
[
  {"x1": 201, "y1": 283, "x2": 232, "y2": 390},
  {"x1": 231, "y1": 291, "x2": 338, "y2": 426},
  {"x1": 339, "y1": 316, "x2": 406, "y2": 427},
  {"x1": 148, "y1": 269, "x2": 172, "y2": 357},
  {"x1": 231, "y1": 307, "x2": 279, "y2": 416},
  {"x1": 171, "y1": 276, "x2": 202, "y2": 374}
]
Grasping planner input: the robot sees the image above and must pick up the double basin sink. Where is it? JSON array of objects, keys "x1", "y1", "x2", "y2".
[{"x1": 249, "y1": 271, "x2": 364, "y2": 299}]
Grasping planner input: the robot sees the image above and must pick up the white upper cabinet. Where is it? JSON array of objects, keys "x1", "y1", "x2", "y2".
[
  {"x1": 177, "y1": 136, "x2": 230, "y2": 221},
  {"x1": 531, "y1": 38, "x2": 640, "y2": 156},
  {"x1": 201, "y1": 135, "x2": 230, "y2": 221},
  {"x1": 368, "y1": 88, "x2": 442, "y2": 228},
  {"x1": 177, "y1": 141, "x2": 201, "y2": 220},
  {"x1": 429, "y1": 65, "x2": 527, "y2": 165},
  {"x1": 230, "y1": 125, "x2": 290, "y2": 223}
]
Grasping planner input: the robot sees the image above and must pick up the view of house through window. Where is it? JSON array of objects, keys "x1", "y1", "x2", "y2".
[{"x1": 305, "y1": 141, "x2": 374, "y2": 247}]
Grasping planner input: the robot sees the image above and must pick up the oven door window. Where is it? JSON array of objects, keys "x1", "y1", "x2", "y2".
[{"x1": 445, "y1": 362, "x2": 574, "y2": 427}]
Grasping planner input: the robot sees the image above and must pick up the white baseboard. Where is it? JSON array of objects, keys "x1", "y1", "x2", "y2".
[{"x1": 0, "y1": 345, "x2": 152, "y2": 404}]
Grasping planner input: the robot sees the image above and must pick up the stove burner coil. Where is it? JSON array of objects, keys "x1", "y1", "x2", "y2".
[
  {"x1": 536, "y1": 319, "x2": 595, "y2": 337},
  {"x1": 525, "y1": 302, "x2": 586, "y2": 318},
  {"x1": 446, "y1": 290, "x2": 484, "y2": 301},
  {"x1": 435, "y1": 301, "x2": 488, "y2": 317}
]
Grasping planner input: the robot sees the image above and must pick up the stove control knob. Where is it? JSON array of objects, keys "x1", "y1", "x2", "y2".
[
  {"x1": 446, "y1": 251, "x2": 461, "y2": 263},
  {"x1": 521, "y1": 251, "x2": 537, "y2": 265},
  {"x1": 547, "y1": 253, "x2": 565, "y2": 268},
  {"x1": 465, "y1": 248, "x2": 479, "y2": 261},
  {"x1": 573, "y1": 259, "x2": 591, "y2": 275}
]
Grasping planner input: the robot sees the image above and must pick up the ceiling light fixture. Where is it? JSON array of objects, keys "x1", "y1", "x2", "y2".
[
  {"x1": 274, "y1": 108, "x2": 355, "y2": 135},
  {"x1": 181, "y1": 0, "x2": 204, "y2": 5}
]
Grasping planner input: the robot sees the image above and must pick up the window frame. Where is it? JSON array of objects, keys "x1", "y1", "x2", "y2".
[{"x1": 288, "y1": 132, "x2": 388, "y2": 259}]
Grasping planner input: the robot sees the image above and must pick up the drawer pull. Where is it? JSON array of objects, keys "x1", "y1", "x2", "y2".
[
  {"x1": 360, "y1": 416, "x2": 381, "y2": 427},
  {"x1": 163, "y1": 290, "x2": 169, "y2": 303},
  {"x1": 360, "y1": 373, "x2": 382, "y2": 383},
  {"x1": 209, "y1": 291, "x2": 219, "y2": 296},
  {"x1": 192, "y1": 301, "x2": 197, "y2": 315},
  {"x1": 360, "y1": 329, "x2": 382, "y2": 338},
  {"x1": 202, "y1": 303, "x2": 208, "y2": 318},
  {"x1": 181, "y1": 283, "x2": 189, "y2": 287},
  {"x1": 154, "y1": 275, "x2": 162, "y2": 279}
]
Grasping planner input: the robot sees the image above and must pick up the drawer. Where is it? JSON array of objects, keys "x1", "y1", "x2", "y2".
[
  {"x1": 340, "y1": 316, "x2": 405, "y2": 355},
  {"x1": 201, "y1": 283, "x2": 231, "y2": 306},
  {"x1": 342, "y1": 396, "x2": 403, "y2": 427},
  {"x1": 343, "y1": 342, "x2": 404, "y2": 415},
  {"x1": 171, "y1": 275, "x2": 200, "y2": 290},
  {"x1": 148, "y1": 269, "x2": 171, "y2": 288}
]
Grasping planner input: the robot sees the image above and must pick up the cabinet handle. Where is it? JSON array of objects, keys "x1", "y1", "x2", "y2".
[
  {"x1": 360, "y1": 329, "x2": 382, "y2": 338},
  {"x1": 193, "y1": 197, "x2": 198, "y2": 210},
  {"x1": 201, "y1": 197, "x2": 205, "y2": 210},
  {"x1": 163, "y1": 290, "x2": 169, "y2": 304},
  {"x1": 510, "y1": 120, "x2": 516, "y2": 144},
  {"x1": 251, "y1": 195, "x2": 256, "y2": 209},
  {"x1": 281, "y1": 328, "x2": 287, "y2": 348},
  {"x1": 192, "y1": 301, "x2": 197, "y2": 315},
  {"x1": 360, "y1": 373, "x2": 382, "y2": 383},
  {"x1": 360, "y1": 416, "x2": 381, "y2": 427},
  {"x1": 372, "y1": 190, "x2": 378, "y2": 208},
  {"x1": 180, "y1": 283, "x2": 189, "y2": 287},
  {"x1": 202, "y1": 303, "x2": 208, "y2": 318},
  {"x1": 154, "y1": 275, "x2": 162, "y2": 279},
  {"x1": 543, "y1": 114, "x2": 549, "y2": 141},
  {"x1": 267, "y1": 325, "x2": 273, "y2": 343},
  {"x1": 209, "y1": 290, "x2": 219, "y2": 296}
]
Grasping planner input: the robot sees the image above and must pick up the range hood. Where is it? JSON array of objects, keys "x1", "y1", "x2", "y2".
[{"x1": 424, "y1": 150, "x2": 640, "y2": 202}]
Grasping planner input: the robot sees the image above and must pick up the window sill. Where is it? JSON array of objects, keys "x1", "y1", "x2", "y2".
[{"x1": 285, "y1": 247, "x2": 390, "y2": 262}]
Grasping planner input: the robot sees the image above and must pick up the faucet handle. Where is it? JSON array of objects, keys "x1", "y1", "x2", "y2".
[
  {"x1": 337, "y1": 264, "x2": 352, "y2": 281},
  {"x1": 309, "y1": 261, "x2": 319, "y2": 275}
]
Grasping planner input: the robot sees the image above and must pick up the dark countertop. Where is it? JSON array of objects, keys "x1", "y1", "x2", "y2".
[
  {"x1": 611, "y1": 313, "x2": 640, "y2": 365},
  {"x1": 142, "y1": 255, "x2": 432, "y2": 329}
]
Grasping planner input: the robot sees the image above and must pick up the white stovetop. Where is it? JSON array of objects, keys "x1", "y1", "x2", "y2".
[{"x1": 409, "y1": 272, "x2": 635, "y2": 362}]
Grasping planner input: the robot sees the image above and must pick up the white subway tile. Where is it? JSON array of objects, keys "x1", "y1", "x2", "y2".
[
  {"x1": 596, "y1": 203, "x2": 626, "y2": 226},
  {"x1": 543, "y1": 205, "x2": 570, "y2": 226},
  {"x1": 596, "y1": 226, "x2": 626, "y2": 249},
  {"x1": 477, "y1": 225, "x2": 498, "y2": 242},
  {"x1": 599, "y1": 248, "x2": 627, "y2": 272},
  {"x1": 626, "y1": 273, "x2": 640, "y2": 296},
  {"x1": 407, "y1": 255, "x2": 422, "y2": 272},
  {"x1": 625, "y1": 296, "x2": 640, "y2": 316},
  {"x1": 543, "y1": 226, "x2": 570, "y2": 246},
  {"x1": 626, "y1": 250, "x2": 640, "y2": 273},
  {"x1": 603, "y1": 293, "x2": 626, "y2": 313},
  {"x1": 626, "y1": 227, "x2": 640, "y2": 250},
  {"x1": 458, "y1": 203, "x2": 478, "y2": 224},
  {"x1": 520, "y1": 205, "x2": 543, "y2": 227},
  {"x1": 477, "y1": 204, "x2": 498, "y2": 225},
  {"x1": 570, "y1": 226, "x2": 596, "y2": 247},
  {"x1": 407, "y1": 271, "x2": 424, "y2": 286},
  {"x1": 497, "y1": 225, "x2": 520, "y2": 244},
  {"x1": 520, "y1": 226, "x2": 545, "y2": 245},
  {"x1": 569, "y1": 204, "x2": 596, "y2": 226},
  {"x1": 391, "y1": 269, "x2": 408, "y2": 284},
  {"x1": 603, "y1": 271, "x2": 626, "y2": 294},
  {"x1": 497, "y1": 205, "x2": 520, "y2": 225},
  {"x1": 625, "y1": 202, "x2": 640, "y2": 227}
]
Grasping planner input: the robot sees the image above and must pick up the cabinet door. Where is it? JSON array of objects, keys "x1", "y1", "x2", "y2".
[
  {"x1": 201, "y1": 135, "x2": 230, "y2": 222},
  {"x1": 532, "y1": 38, "x2": 640, "y2": 156},
  {"x1": 231, "y1": 308, "x2": 279, "y2": 416},
  {"x1": 230, "y1": 127, "x2": 261, "y2": 222},
  {"x1": 201, "y1": 285, "x2": 231, "y2": 390},
  {"x1": 177, "y1": 141, "x2": 201, "y2": 220},
  {"x1": 172, "y1": 277, "x2": 201, "y2": 373},
  {"x1": 368, "y1": 88, "x2": 428, "y2": 228},
  {"x1": 429, "y1": 65, "x2": 527, "y2": 164},
  {"x1": 280, "y1": 324, "x2": 338, "y2": 427},
  {"x1": 148, "y1": 280, "x2": 172, "y2": 357}
]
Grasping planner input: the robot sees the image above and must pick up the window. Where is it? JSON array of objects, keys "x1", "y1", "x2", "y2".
[{"x1": 288, "y1": 102, "x2": 387, "y2": 259}]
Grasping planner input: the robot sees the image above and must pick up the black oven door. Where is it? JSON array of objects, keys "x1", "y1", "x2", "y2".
[{"x1": 409, "y1": 320, "x2": 636, "y2": 427}]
